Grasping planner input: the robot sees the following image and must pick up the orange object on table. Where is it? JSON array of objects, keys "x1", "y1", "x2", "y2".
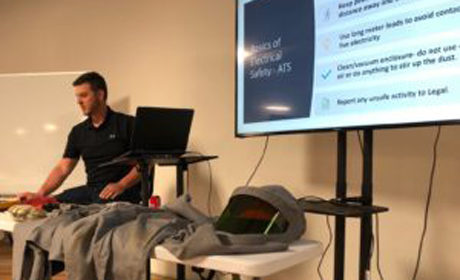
[{"x1": 0, "y1": 198, "x2": 20, "y2": 211}]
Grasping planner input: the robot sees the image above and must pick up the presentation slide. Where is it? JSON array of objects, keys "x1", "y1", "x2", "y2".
[{"x1": 236, "y1": 0, "x2": 460, "y2": 135}]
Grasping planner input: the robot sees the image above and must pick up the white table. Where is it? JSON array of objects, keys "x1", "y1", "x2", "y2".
[{"x1": 0, "y1": 212, "x2": 322, "y2": 279}]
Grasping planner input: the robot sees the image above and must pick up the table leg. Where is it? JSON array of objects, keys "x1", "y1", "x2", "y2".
[
  {"x1": 138, "y1": 160, "x2": 154, "y2": 280},
  {"x1": 176, "y1": 162, "x2": 187, "y2": 280}
]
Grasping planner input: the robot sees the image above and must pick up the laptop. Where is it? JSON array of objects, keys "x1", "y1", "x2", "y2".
[{"x1": 121, "y1": 107, "x2": 194, "y2": 158}]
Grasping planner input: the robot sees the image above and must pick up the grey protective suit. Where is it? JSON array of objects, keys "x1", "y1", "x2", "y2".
[{"x1": 12, "y1": 185, "x2": 306, "y2": 280}]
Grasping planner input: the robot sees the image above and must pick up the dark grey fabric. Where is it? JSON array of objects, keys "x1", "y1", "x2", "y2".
[
  {"x1": 162, "y1": 223, "x2": 288, "y2": 260},
  {"x1": 13, "y1": 201, "x2": 205, "y2": 280},
  {"x1": 12, "y1": 219, "x2": 48, "y2": 280},
  {"x1": 13, "y1": 185, "x2": 306, "y2": 280},
  {"x1": 163, "y1": 185, "x2": 306, "y2": 259},
  {"x1": 13, "y1": 204, "x2": 107, "y2": 280}
]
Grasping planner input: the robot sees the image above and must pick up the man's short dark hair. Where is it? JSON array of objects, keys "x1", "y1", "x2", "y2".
[{"x1": 73, "y1": 71, "x2": 108, "y2": 101}]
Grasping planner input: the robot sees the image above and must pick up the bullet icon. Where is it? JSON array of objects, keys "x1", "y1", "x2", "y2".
[
  {"x1": 321, "y1": 69, "x2": 332, "y2": 80},
  {"x1": 322, "y1": 37, "x2": 332, "y2": 51},
  {"x1": 321, "y1": 98, "x2": 330, "y2": 110}
]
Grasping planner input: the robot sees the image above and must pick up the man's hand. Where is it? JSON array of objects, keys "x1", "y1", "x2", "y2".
[
  {"x1": 99, "y1": 183, "x2": 126, "y2": 200},
  {"x1": 17, "y1": 192, "x2": 42, "y2": 202}
]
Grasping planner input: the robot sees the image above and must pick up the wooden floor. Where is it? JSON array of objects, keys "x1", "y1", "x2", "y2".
[
  {"x1": 0, "y1": 240, "x2": 62, "y2": 280},
  {"x1": 0, "y1": 241, "x2": 17, "y2": 280},
  {"x1": 0, "y1": 239, "x2": 170, "y2": 280}
]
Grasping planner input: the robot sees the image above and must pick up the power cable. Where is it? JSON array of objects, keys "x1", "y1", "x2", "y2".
[
  {"x1": 375, "y1": 214, "x2": 384, "y2": 280},
  {"x1": 245, "y1": 136, "x2": 270, "y2": 186},
  {"x1": 411, "y1": 126, "x2": 442, "y2": 280},
  {"x1": 317, "y1": 215, "x2": 333, "y2": 280}
]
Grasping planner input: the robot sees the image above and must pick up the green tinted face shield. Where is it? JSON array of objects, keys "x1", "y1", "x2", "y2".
[
  {"x1": 214, "y1": 185, "x2": 306, "y2": 243},
  {"x1": 215, "y1": 194, "x2": 289, "y2": 235}
]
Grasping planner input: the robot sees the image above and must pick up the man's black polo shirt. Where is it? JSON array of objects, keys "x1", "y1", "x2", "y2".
[{"x1": 63, "y1": 107, "x2": 140, "y2": 202}]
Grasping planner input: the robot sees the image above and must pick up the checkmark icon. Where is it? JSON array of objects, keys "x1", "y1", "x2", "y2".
[{"x1": 321, "y1": 69, "x2": 332, "y2": 80}]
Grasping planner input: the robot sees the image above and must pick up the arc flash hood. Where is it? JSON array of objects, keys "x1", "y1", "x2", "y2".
[
  {"x1": 163, "y1": 185, "x2": 307, "y2": 259},
  {"x1": 216, "y1": 185, "x2": 306, "y2": 243}
]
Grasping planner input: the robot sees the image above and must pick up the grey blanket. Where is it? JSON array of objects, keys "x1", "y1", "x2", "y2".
[{"x1": 13, "y1": 196, "x2": 288, "y2": 280}]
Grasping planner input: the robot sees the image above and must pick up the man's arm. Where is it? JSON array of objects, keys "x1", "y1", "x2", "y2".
[
  {"x1": 99, "y1": 166, "x2": 140, "y2": 200},
  {"x1": 18, "y1": 158, "x2": 78, "y2": 200}
]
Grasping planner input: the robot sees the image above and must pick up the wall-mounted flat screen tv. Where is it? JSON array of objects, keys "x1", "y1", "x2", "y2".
[{"x1": 236, "y1": 0, "x2": 460, "y2": 136}]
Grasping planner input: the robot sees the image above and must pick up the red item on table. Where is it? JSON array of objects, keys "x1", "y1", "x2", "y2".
[
  {"x1": 24, "y1": 196, "x2": 58, "y2": 210},
  {"x1": 149, "y1": 195, "x2": 161, "y2": 209}
]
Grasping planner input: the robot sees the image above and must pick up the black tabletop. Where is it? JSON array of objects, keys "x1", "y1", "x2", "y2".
[{"x1": 99, "y1": 153, "x2": 218, "y2": 168}]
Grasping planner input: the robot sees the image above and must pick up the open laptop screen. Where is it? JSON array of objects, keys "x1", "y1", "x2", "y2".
[{"x1": 130, "y1": 107, "x2": 194, "y2": 153}]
